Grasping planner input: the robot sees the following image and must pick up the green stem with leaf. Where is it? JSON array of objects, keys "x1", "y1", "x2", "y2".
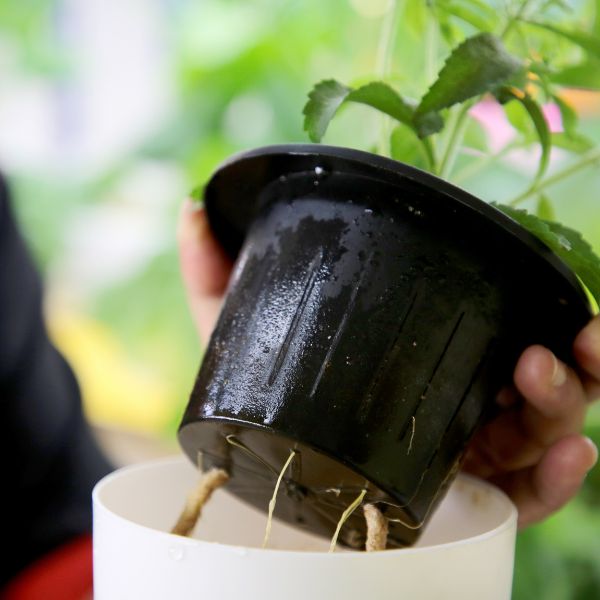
[{"x1": 437, "y1": 0, "x2": 537, "y2": 182}]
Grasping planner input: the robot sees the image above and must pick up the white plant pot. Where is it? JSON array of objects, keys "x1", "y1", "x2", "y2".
[{"x1": 93, "y1": 456, "x2": 517, "y2": 599}]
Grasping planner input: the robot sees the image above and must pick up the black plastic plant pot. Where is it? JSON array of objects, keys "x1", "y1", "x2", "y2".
[{"x1": 178, "y1": 144, "x2": 592, "y2": 548}]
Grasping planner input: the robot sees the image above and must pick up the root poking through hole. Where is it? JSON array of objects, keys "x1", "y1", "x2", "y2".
[
  {"x1": 329, "y1": 489, "x2": 367, "y2": 553},
  {"x1": 363, "y1": 503, "x2": 388, "y2": 552},
  {"x1": 263, "y1": 450, "x2": 296, "y2": 548},
  {"x1": 171, "y1": 468, "x2": 229, "y2": 537}
]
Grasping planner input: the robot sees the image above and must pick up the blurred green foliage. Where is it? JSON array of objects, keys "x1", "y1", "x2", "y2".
[{"x1": 2, "y1": 0, "x2": 600, "y2": 597}]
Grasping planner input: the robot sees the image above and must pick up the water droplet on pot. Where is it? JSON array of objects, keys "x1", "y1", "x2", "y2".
[
  {"x1": 558, "y1": 235, "x2": 572, "y2": 251},
  {"x1": 278, "y1": 175, "x2": 287, "y2": 182},
  {"x1": 314, "y1": 166, "x2": 325, "y2": 175},
  {"x1": 364, "y1": 208, "x2": 373, "y2": 214},
  {"x1": 168, "y1": 546, "x2": 185, "y2": 561}
]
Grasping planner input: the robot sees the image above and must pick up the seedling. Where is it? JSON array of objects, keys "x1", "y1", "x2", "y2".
[{"x1": 304, "y1": 0, "x2": 600, "y2": 306}]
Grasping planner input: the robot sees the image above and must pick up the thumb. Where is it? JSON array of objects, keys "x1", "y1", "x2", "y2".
[{"x1": 177, "y1": 199, "x2": 233, "y2": 343}]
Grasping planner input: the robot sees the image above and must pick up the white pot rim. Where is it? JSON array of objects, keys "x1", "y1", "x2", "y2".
[{"x1": 93, "y1": 455, "x2": 518, "y2": 558}]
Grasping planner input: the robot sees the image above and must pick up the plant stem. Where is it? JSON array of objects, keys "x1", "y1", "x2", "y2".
[
  {"x1": 376, "y1": 0, "x2": 403, "y2": 156},
  {"x1": 425, "y1": 4, "x2": 438, "y2": 84},
  {"x1": 439, "y1": 103, "x2": 472, "y2": 179},
  {"x1": 424, "y1": 2, "x2": 440, "y2": 172},
  {"x1": 451, "y1": 141, "x2": 520, "y2": 185},
  {"x1": 500, "y1": 0, "x2": 536, "y2": 39},
  {"x1": 438, "y1": 0, "x2": 536, "y2": 182},
  {"x1": 508, "y1": 147, "x2": 600, "y2": 206}
]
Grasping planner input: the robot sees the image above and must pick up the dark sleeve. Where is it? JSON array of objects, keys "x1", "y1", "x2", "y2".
[{"x1": 0, "y1": 177, "x2": 113, "y2": 586}]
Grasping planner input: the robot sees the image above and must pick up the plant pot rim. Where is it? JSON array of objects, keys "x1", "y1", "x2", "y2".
[
  {"x1": 92, "y1": 455, "x2": 517, "y2": 557},
  {"x1": 204, "y1": 143, "x2": 592, "y2": 315}
]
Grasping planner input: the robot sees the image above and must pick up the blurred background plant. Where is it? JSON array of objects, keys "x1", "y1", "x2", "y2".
[{"x1": 0, "y1": 0, "x2": 598, "y2": 596}]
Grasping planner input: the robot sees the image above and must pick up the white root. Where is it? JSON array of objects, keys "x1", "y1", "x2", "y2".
[
  {"x1": 363, "y1": 503, "x2": 388, "y2": 552},
  {"x1": 329, "y1": 489, "x2": 367, "y2": 553},
  {"x1": 263, "y1": 450, "x2": 296, "y2": 548}
]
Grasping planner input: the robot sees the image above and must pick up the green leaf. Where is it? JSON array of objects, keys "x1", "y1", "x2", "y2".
[
  {"x1": 552, "y1": 94, "x2": 577, "y2": 136},
  {"x1": 190, "y1": 185, "x2": 204, "y2": 203},
  {"x1": 536, "y1": 195, "x2": 555, "y2": 220},
  {"x1": 303, "y1": 80, "x2": 422, "y2": 142},
  {"x1": 496, "y1": 86, "x2": 551, "y2": 182},
  {"x1": 414, "y1": 33, "x2": 523, "y2": 128},
  {"x1": 525, "y1": 21, "x2": 600, "y2": 60},
  {"x1": 504, "y1": 97, "x2": 535, "y2": 137},
  {"x1": 551, "y1": 131, "x2": 595, "y2": 154},
  {"x1": 493, "y1": 204, "x2": 600, "y2": 307},
  {"x1": 346, "y1": 82, "x2": 415, "y2": 125},
  {"x1": 404, "y1": 0, "x2": 428, "y2": 35},
  {"x1": 551, "y1": 62, "x2": 600, "y2": 90},
  {"x1": 303, "y1": 79, "x2": 351, "y2": 142},
  {"x1": 412, "y1": 110, "x2": 445, "y2": 138},
  {"x1": 390, "y1": 124, "x2": 430, "y2": 170}
]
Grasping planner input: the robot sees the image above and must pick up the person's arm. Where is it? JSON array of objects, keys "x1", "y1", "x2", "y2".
[
  {"x1": 177, "y1": 199, "x2": 599, "y2": 528},
  {"x1": 0, "y1": 177, "x2": 112, "y2": 586}
]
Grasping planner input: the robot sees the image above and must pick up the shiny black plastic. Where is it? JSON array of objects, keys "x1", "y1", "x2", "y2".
[{"x1": 178, "y1": 145, "x2": 592, "y2": 547}]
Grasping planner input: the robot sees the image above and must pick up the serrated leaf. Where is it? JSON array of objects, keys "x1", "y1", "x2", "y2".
[
  {"x1": 493, "y1": 203, "x2": 600, "y2": 307},
  {"x1": 525, "y1": 21, "x2": 600, "y2": 60},
  {"x1": 551, "y1": 62, "x2": 600, "y2": 90},
  {"x1": 552, "y1": 94, "x2": 577, "y2": 136},
  {"x1": 536, "y1": 195, "x2": 555, "y2": 220},
  {"x1": 346, "y1": 82, "x2": 415, "y2": 125},
  {"x1": 303, "y1": 80, "x2": 351, "y2": 142},
  {"x1": 496, "y1": 86, "x2": 551, "y2": 182},
  {"x1": 415, "y1": 33, "x2": 523, "y2": 119},
  {"x1": 551, "y1": 131, "x2": 594, "y2": 153},
  {"x1": 303, "y1": 80, "x2": 420, "y2": 143},
  {"x1": 390, "y1": 124, "x2": 430, "y2": 170},
  {"x1": 413, "y1": 33, "x2": 523, "y2": 136}
]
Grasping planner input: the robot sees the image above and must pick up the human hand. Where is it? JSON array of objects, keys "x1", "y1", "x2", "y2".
[
  {"x1": 463, "y1": 324, "x2": 599, "y2": 528},
  {"x1": 177, "y1": 200, "x2": 233, "y2": 343},
  {"x1": 178, "y1": 199, "x2": 599, "y2": 528}
]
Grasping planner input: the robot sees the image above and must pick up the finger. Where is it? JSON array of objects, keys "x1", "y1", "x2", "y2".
[
  {"x1": 492, "y1": 434, "x2": 598, "y2": 528},
  {"x1": 466, "y1": 346, "x2": 587, "y2": 476},
  {"x1": 514, "y1": 345, "x2": 587, "y2": 442},
  {"x1": 573, "y1": 315, "x2": 600, "y2": 402},
  {"x1": 177, "y1": 200, "x2": 233, "y2": 342}
]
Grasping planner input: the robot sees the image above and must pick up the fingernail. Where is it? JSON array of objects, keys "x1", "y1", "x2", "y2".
[
  {"x1": 183, "y1": 197, "x2": 203, "y2": 213},
  {"x1": 584, "y1": 436, "x2": 599, "y2": 471},
  {"x1": 551, "y1": 354, "x2": 567, "y2": 387},
  {"x1": 178, "y1": 199, "x2": 209, "y2": 244}
]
